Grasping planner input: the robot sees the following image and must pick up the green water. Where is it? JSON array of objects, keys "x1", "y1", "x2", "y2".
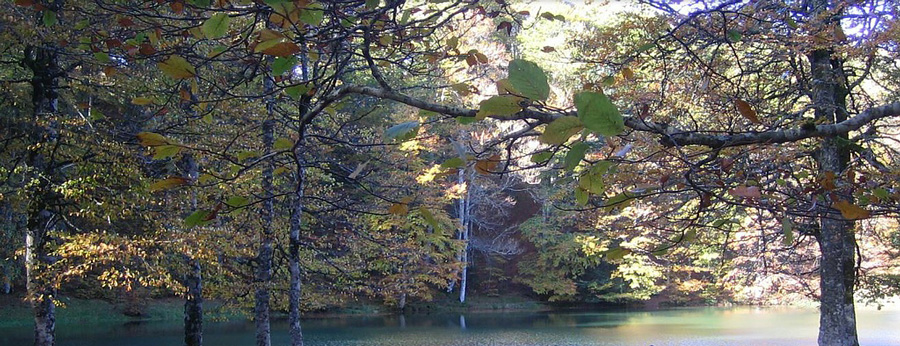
[{"x1": 3, "y1": 306, "x2": 899, "y2": 345}]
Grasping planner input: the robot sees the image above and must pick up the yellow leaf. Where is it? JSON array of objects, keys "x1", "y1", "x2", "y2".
[
  {"x1": 158, "y1": 55, "x2": 196, "y2": 79},
  {"x1": 131, "y1": 97, "x2": 154, "y2": 105},
  {"x1": 136, "y1": 132, "x2": 169, "y2": 147},
  {"x1": 833, "y1": 200, "x2": 870, "y2": 220},
  {"x1": 149, "y1": 177, "x2": 190, "y2": 192},
  {"x1": 255, "y1": 38, "x2": 300, "y2": 57}
]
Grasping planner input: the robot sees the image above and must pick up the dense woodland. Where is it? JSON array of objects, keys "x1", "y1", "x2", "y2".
[{"x1": 2, "y1": 0, "x2": 900, "y2": 346}]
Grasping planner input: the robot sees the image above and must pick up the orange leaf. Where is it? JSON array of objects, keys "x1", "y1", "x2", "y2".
[
  {"x1": 728, "y1": 185, "x2": 761, "y2": 199},
  {"x1": 819, "y1": 171, "x2": 837, "y2": 191},
  {"x1": 475, "y1": 154, "x2": 501, "y2": 175},
  {"x1": 388, "y1": 202, "x2": 409, "y2": 215},
  {"x1": 541, "y1": 46, "x2": 556, "y2": 53},
  {"x1": 621, "y1": 67, "x2": 635, "y2": 81},
  {"x1": 736, "y1": 99, "x2": 760, "y2": 124},
  {"x1": 833, "y1": 200, "x2": 869, "y2": 220}
]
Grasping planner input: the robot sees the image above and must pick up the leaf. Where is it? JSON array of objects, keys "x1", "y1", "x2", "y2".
[
  {"x1": 419, "y1": 207, "x2": 440, "y2": 230},
  {"x1": 440, "y1": 157, "x2": 465, "y2": 169},
  {"x1": 225, "y1": 196, "x2": 249, "y2": 208},
  {"x1": 43, "y1": 11, "x2": 57, "y2": 27},
  {"x1": 201, "y1": 13, "x2": 231, "y2": 39},
  {"x1": 158, "y1": 55, "x2": 196, "y2": 79},
  {"x1": 728, "y1": 185, "x2": 761, "y2": 199},
  {"x1": 736, "y1": 99, "x2": 760, "y2": 124},
  {"x1": 94, "y1": 52, "x2": 111, "y2": 63},
  {"x1": 574, "y1": 188, "x2": 588, "y2": 206},
  {"x1": 605, "y1": 247, "x2": 631, "y2": 261},
  {"x1": 604, "y1": 192, "x2": 634, "y2": 213},
  {"x1": 236, "y1": 150, "x2": 259, "y2": 161},
  {"x1": 131, "y1": 97, "x2": 154, "y2": 105},
  {"x1": 621, "y1": 67, "x2": 635, "y2": 81},
  {"x1": 365, "y1": 0, "x2": 379, "y2": 9},
  {"x1": 384, "y1": 121, "x2": 419, "y2": 142},
  {"x1": 540, "y1": 116, "x2": 584, "y2": 145},
  {"x1": 575, "y1": 91, "x2": 625, "y2": 136},
  {"x1": 446, "y1": 36, "x2": 459, "y2": 50},
  {"x1": 137, "y1": 132, "x2": 169, "y2": 147},
  {"x1": 388, "y1": 202, "x2": 409, "y2": 215},
  {"x1": 564, "y1": 141, "x2": 588, "y2": 171},
  {"x1": 256, "y1": 38, "x2": 300, "y2": 57},
  {"x1": 285, "y1": 84, "x2": 311, "y2": 99},
  {"x1": 578, "y1": 171, "x2": 604, "y2": 195},
  {"x1": 476, "y1": 95, "x2": 523, "y2": 119},
  {"x1": 530, "y1": 152, "x2": 553, "y2": 163},
  {"x1": 274, "y1": 137, "x2": 294, "y2": 150},
  {"x1": 507, "y1": 59, "x2": 550, "y2": 101},
  {"x1": 541, "y1": 46, "x2": 556, "y2": 53},
  {"x1": 149, "y1": 177, "x2": 190, "y2": 192},
  {"x1": 475, "y1": 154, "x2": 501, "y2": 175},
  {"x1": 456, "y1": 116, "x2": 477, "y2": 125},
  {"x1": 727, "y1": 29, "x2": 743, "y2": 42},
  {"x1": 833, "y1": 200, "x2": 870, "y2": 220},
  {"x1": 152, "y1": 145, "x2": 181, "y2": 160},
  {"x1": 782, "y1": 217, "x2": 794, "y2": 246},
  {"x1": 299, "y1": 2, "x2": 325, "y2": 26},
  {"x1": 184, "y1": 210, "x2": 212, "y2": 228}
]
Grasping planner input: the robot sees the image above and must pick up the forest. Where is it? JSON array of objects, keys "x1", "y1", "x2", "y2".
[{"x1": 1, "y1": 0, "x2": 900, "y2": 346}]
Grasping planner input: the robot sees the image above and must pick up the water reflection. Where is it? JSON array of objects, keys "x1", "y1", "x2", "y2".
[{"x1": 2, "y1": 307, "x2": 899, "y2": 345}]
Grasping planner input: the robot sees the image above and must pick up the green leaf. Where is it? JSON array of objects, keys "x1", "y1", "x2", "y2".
[
  {"x1": 274, "y1": 137, "x2": 294, "y2": 150},
  {"x1": 236, "y1": 150, "x2": 259, "y2": 161},
  {"x1": 873, "y1": 188, "x2": 890, "y2": 201},
  {"x1": 153, "y1": 145, "x2": 181, "y2": 160},
  {"x1": 540, "y1": 116, "x2": 583, "y2": 145},
  {"x1": 158, "y1": 55, "x2": 196, "y2": 79},
  {"x1": 578, "y1": 172, "x2": 604, "y2": 195},
  {"x1": 89, "y1": 109, "x2": 104, "y2": 121},
  {"x1": 574, "y1": 188, "x2": 588, "y2": 206},
  {"x1": 43, "y1": 11, "x2": 57, "y2": 27},
  {"x1": 365, "y1": 0, "x2": 380, "y2": 9},
  {"x1": 94, "y1": 52, "x2": 111, "y2": 63},
  {"x1": 605, "y1": 247, "x2": 631, "y2": 261},
  {"x1": 727, "y1": 29, "x2": 742, "y2": 43},
  {"x1": 272, "y1": 56, "x2": 297, "y2": 75},
  {"x1": 781, "y1": 217, "x2": 794, "y2": 246},
  {"x1": 285, "y1": 84, "x2": 310, "y2": 99},
  {"x1": 189, "y1": 0, "x2": 212, "y2": 6},
  {"x1": 184, "y1": 210, "x2": 211, "y2": 228},
  {"x1": 575, "y1": 91, "x2": 624, "y2": 136},
  {"x1": 384, "y1": 121, "x2": 419, "y2": 142},
  {"x1": 530, "y1": 152, "x2": 553, "y2": 163},
  {"x1": 226, "y1": 196, "x2": 249, "y2": 208},
  {"x1": 136, "y1": 132, "x2": 169, "y2": 147},
  {"x1": 635, "y1": 42, "x2": 655, "y2": 53},
  {"x1": 440, "y1": 157, "x2": 465, "y2": 169},
  {"x1": 419, "y1": 207, "x2": 440, "y2": 230},
  {"x1": 299, "y1": 2, "x2": 325, "y2": 26},
  {"x1": 149, "y1": 177, "x2": 190, "y2": 192},
  {"x1": 202, "y1": 13, "x2": 231, "y2": 39},
  {"x1": 564, "y1": 141, "x2": 588, "y2": 171},
  {"x1": 604, "y1": 192, "x2": 633, "y2": 213},
  {"x1": 476, "y1": 95, "x2": 523, "y2": 119},
  {"x1": 456, "y1": 116, "x2": 478, "y2": 124},
  {"x1": 507, "y1": 59, "x2": 550, "y2": 101}
]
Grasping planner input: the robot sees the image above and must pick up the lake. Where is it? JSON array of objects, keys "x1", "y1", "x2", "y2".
[{"x1": 3, "y1": 306, "x2": 900, "y2": 345}]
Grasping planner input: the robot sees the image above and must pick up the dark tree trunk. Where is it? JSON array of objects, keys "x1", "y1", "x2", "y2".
[
  {"x1": 22, "y1": 43, "x2": 62, "y2": 346},
  {"x1": 808, "y1": 2, "x2": 860, "y2": 343},
  {"x1": 184, "y1": 259, "x2": 203, "y2": 346}
]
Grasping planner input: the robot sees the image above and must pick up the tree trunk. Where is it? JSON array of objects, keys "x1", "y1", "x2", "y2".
[
  {"x1": 184, "y1": 258, "x2": 203, "y2": 346},
  {"x1": 22, "y1": 43, "x2": 62, "y2": 346},
  {"x1": 254, "y1": 54, "x2": 277, "y2": 346},
  {"x1": 25, "y1": 226, "x2": 55, "y2": 346},
  {"x1": 288, "y1": 163, "x2": 304, "y2": 346},
  {"x1": 807, "y1": 2, "x2": 859, "y2": 343}
]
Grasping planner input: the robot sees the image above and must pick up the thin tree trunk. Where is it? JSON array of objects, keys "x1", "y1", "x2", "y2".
[
  {"x1": 288, "y1": 162, "x2": 304, "y2": 346},
  {"x1": 254, "y1": 53, "x2": 277, "y2": 346},
  {"x1": 25, "y1": 226, "x2": 55, "y2": 346},
  {"x1": 807, "y1": 2, "x2": 859, "y2": 343},
  {"x1": 184, "y1": 259, "x2": 203, "y2": 346},
  {"x1": 183, "y1": 154, "x2": 202, "y2": 346}
]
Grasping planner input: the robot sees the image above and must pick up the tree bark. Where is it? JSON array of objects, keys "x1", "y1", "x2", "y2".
[
  {"x1": 808, "y1": 2, "x2": 860, "y2": 343},
  {"x1": 254, "y1": 55, "x2": 276, "y2": 346},
  {"x1": 184, "y1": 258, "x2": 203, "y2": 346},
  {"x1": 25, "y1": 226, "x2": 55, "y2": 346},
  {"x1": 288, "y1": 162, "x2": 304, "y2": 346}
]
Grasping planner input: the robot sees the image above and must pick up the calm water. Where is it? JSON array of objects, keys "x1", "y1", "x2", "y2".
[{"x1": 3, "y1": 306, "x2": 900, "y2": 346}]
